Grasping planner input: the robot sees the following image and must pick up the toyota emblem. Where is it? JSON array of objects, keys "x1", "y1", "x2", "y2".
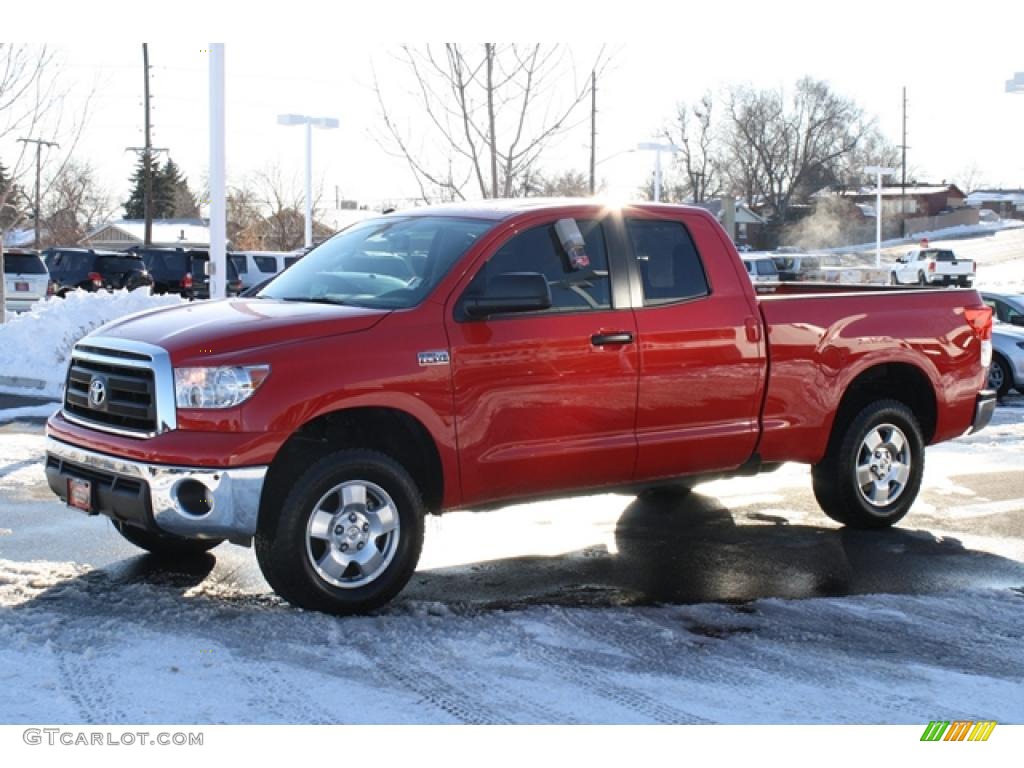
[{"x1": 88, "y1": 377, "x2": 107, "y2": 408}]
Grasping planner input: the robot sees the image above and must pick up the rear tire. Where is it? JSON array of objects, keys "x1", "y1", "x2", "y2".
[
  {"x1": 812, "y1": 400, "x2": 924, "y2": 529},
  {"x1": 114, "y1": 521, "x2": 223, "y2": 557},
  {"x1": 255, "y1": 450, "x2": 425, "y2": 615},
  {"x1": 988, "y1": 355, "x2": 1012, "y2": 397},
  {"x1": 917, "y1": 272, "x2": 927, "y2": 286}
]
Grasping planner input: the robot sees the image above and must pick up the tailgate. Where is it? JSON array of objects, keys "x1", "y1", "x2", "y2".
[{"x1": 5, "y1": 274, "x2": 48, "y2": 299}]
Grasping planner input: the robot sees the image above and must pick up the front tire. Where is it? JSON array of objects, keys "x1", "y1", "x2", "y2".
[
  {"x1": 114, "y1": 521, "x2": 223, "y2": 557},
  {"x1": 255, "y1": 450, "x2": 425, "y2": 615},
  {"x1": 812, "y1": 400, "x2": 924, "y2": 529}
]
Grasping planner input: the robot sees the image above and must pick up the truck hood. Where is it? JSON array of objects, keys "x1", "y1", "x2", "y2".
[{"x1": 95, "y1": 298, "x2": 389, "y2": 358}]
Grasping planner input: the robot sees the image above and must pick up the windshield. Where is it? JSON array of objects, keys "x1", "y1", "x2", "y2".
[{"x1": 257, "y1": 216, "x2": 496, "y2": 308}]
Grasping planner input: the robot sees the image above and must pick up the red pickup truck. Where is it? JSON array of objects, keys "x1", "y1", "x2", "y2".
[{"x1": 44, "y1": 201, "x2": 996, "y2": 614}]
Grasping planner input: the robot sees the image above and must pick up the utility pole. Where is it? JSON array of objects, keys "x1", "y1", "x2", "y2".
[
  {"x1": 125, "y1": 44, "x2": 166, "y2": 247},
  {"x1": 900, "y1": 87, "x2": 909, "y2": 238},
  {"x1": 589, "y1": 70, "x2": 596, "y2": 196},
  {"x1": 16, "y1": 137, "x2": 59, "y2": 249}
]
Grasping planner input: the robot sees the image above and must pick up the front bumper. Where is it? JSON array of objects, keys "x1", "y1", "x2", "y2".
[
  {"x1": 45, "y1": 436, "x2": 267, "y2": 544},
  {"x1": 969, "y1": 390, "x2": 997, "y2": 435}
]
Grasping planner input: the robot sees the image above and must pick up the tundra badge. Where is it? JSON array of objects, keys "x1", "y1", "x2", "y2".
[{"x1": 418, "y1": 350, "x2": 450, "y2": 367}]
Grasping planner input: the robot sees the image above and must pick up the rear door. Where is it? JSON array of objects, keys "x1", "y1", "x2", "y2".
[
  {"x1": 446, "y1": 213, "x2": 638, "y2": 505},
  {"x1": 625, "y1": 211, "x2": 766, "y2": 480}
]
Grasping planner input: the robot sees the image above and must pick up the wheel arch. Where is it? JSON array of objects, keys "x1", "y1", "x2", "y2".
[
  {"x1": 260, "y1": 406, "x2": 446, "y2": 529},
  {"x1": 826, "y1": 362, "x2": 938, "y2": 458}
]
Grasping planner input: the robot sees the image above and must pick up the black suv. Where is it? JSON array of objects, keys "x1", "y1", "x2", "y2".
[
  {"x1": 134, "y1": 247, "x2": 242, "y2": 300},
  {"x1": 42, "y1": 248, "x2": 153, "y2": 296}
]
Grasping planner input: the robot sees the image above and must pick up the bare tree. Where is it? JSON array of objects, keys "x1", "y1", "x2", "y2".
[
  {"x1": 523, "y1": 168, "x2": 593, "y2": 197},
  {"x1": 664, "y1": 92, "x2": 723, "y2": 202},
  {"x1": 725, "y1": 78, "x2": 872, "y2": 223},
  {"x1": 40, "y1": 160, "x2": 113, "y2": 246},
  {"x1": 373, "y1": 44, "x2": 609, "y2": 202},
  {"x1": 227, "y1": 166, "x2": 328, "y2": 251},
  {"x1": 954, "y1": 162, "x2": 986, "y2": 195},
  {"x1": 0, "y1": 44, "x2": 91, "y2": 321}
]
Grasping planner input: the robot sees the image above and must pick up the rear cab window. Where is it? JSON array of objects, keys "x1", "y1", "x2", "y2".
[
  {"x1": 96, "y1": 256, "x2": 144, "y2": 272},
  {"x1": 3, "y1": 254, "x2": 47, "y2": 274},
  {"x1": 626, "y1": 218, "x2": 709, "y2": 306}
]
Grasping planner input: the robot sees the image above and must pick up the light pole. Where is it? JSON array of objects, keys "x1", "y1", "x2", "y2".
[
  {"x1": 864, "y1": 165, "x2": 896, "y2": 268},
  {"x1": 209, "y1": 43, "x2": 226, "y2": 299},
  {"x1": 637, "y1": 141, "x2": 680, "y2": 202},
  {"x1": 277, "y1": 113, "x2": 339, "y2": 247}
]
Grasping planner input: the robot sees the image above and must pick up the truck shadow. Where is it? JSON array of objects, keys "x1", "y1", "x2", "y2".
[
  {"x1": 12, "y1": 488, "x2": 1024, "y2": 616},
  {"x1": 405, "y1": 490, "x2": 1024, "y2": 610}
]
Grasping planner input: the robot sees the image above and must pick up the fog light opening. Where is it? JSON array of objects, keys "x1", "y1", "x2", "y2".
[{"x1": 174, "y1": 479, "x2": 214, "y2": 517}]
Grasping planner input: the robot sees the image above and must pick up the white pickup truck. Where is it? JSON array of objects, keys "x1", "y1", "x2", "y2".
[{"x1": 890, "y1": 247, "x2": 975, "y2": 287}]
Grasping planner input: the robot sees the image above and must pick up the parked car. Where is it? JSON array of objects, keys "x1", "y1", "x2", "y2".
[
  {"x1": 44, "y1": 201, "x2": 995, "y2": 615},
  {"x1": 987, "y1": 326, "x2": 1024, "y2": 397},
  {"x1": 741, "y1": 254, "x2": 780, "y2": 284},
  {"x1": 890, "y1": 248, "x2": 975, "y2": 287},
  {"x1": 981, "y1": 292, "x2": 1024, "y2": 395},
  {"x1": 3, "y1": 248, "x2": 50, "y2": 312},
  {"x1": 136, "y1": 247, "x2": 242, "y2": 299},
  {"x1": 229, "y1": 251, "x2": 300, "y2": 290},
  {"x1": 980, "y1": 291, "x2": 1024, "y2": 328},
  {"x1": 43, "y1": 247, "x2": 153, "y2": 296},
  {"x1": 771, "y1": 253, "x2": 823, "y2": 281}
]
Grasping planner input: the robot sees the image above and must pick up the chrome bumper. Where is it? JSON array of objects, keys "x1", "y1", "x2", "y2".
[
  {"x1": 45, "y1": 436, "x2": 267, "y2": 544},
  {"x1": 970, "y1": 390, "x2": 997, "y2": 435}
]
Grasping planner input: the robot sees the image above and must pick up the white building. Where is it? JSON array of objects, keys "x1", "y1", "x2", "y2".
[{"x1": 82, "y1": 218, "x2": 211, "y2": 250}]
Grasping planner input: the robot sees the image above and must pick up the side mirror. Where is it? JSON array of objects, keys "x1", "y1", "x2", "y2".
[
  {"x1": 464, "y1": 272, "x2": 551, "y2": 318},
  {"x1": 1011, "y1": 316, "x2": 1024, "y2": 327}
]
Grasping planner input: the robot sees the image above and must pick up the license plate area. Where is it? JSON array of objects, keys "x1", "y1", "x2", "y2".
[
  {"x1": 67, "y1": 477, "x2": 93, "y2": 513},
  {"x1": 15, "y1": 281, "x2": 28, "y2": 292}
]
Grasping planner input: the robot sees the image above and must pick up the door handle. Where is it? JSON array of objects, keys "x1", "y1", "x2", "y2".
[{"x1": 591, "y1": 331, "x2": 634, "y2": 346}]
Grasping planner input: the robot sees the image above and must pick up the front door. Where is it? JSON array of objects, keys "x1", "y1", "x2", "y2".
[{"x1": 446, "y1": 215, "x2": 638, "y2": 506}]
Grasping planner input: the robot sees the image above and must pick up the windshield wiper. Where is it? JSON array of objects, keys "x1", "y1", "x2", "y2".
[{"x1": 277, "y1": 296, "x2": 346, "y2": 305}]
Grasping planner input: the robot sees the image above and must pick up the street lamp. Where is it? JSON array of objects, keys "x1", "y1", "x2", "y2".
[
  {"x1": 864, "y1": 165, "x2": 896, "y2": 268},
  {"x1": 1005, "y1": 72, "x2": 1024, "y2": 94},
  {"x1": 637, "y1": 141, "x2": 680, "y2": 202},
  {"x1": 277, "y1": 113, "x2": 340, "y2": 247}
]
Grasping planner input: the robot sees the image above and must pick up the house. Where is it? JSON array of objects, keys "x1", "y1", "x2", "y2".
[
  {"x1": 81, "y1": 218, "x2": 211, "y2": 250},
  {"x1": 692, "y1": 199, "x2": 766, "y2": 248},
  {"x1": 966, "y1": 189, "x2": 1024, "y2": 220},
  {"x1": 831, "y1": 184, "x2": 967, "y2": 218}
]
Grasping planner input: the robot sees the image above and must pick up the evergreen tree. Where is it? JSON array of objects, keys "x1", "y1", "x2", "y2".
[
  {"x1": 161, "y1": 158, "x2": 198, "y2": 218},
  {"x1": 123, "y1": 154, "x2": 163, "y2": 219},
  {"x1": 122, "y1": 155, "x2": 197, "y2": 219}
]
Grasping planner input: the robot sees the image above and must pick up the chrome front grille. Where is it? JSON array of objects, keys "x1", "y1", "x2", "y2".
[{"x1": 61, "y1": 338, "x2": 177, "y2": 438}]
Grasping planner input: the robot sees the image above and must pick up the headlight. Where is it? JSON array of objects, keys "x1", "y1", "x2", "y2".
[{"x1": 174, "y1": 365, "x2": 270, "y2": 409}]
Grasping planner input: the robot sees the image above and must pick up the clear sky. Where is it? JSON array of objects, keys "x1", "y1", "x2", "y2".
[{"x1": 6, "y1": 0, "x2": 1024, "y2": 214}]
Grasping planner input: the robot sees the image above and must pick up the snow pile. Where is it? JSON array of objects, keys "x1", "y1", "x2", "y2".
[{"x1": 0, "y1": 289, "x2": 185, "y2": 398}]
